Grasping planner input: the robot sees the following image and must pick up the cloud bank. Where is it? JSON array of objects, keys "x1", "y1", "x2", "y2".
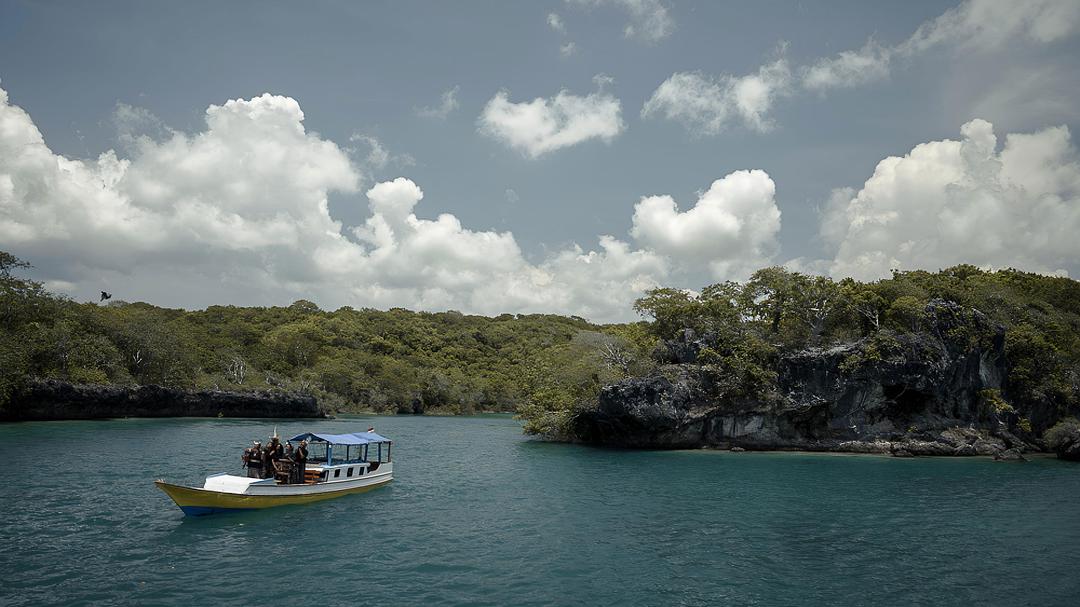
[
  {"x1": 0, "y1": 86, "x2": 780, "y2": 322},
  {"x1": 6, "y1": 82, "x2": 1074, "y2": 323}
]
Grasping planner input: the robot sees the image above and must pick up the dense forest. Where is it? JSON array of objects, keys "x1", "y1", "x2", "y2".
[{"x1": 0, "y1": 251, "x2": 640, "y2": 415}]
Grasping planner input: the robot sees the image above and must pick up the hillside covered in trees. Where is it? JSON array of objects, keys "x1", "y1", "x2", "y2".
[
  {"x1": 518, "y1": 265, "x2": 1080, "y2": 458},
  {"x1": 4, "y1": 246, "x2": 1080, "y2": 458},
  {"x1": 0, "y1": 251, "x2": 639, "y2": 416}
]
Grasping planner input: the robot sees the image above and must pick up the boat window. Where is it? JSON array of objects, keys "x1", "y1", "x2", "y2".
[
  {"x1": 334, "y1": 469, "x2": 341, "y2": 478},
  {"x1": 308, "y1": 443, "x2": 329, "y2": 464},
  {"x1": 347, "y1": 467, "x2": 354, "y2": 477}
]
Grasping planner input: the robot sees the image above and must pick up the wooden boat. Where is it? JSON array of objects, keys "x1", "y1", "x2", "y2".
[{"x1": 156, "y1": 430, "x2": 393, "y2": 516}]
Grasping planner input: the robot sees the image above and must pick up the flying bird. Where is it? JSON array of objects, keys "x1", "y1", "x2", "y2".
[{"x1": 100, "y1": 291, "x2": 112, "y2": 302}]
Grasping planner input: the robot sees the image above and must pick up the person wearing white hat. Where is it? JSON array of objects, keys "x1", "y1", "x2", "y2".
[{"x1": 244, "y1": 441, "x2": 263, "y2": 478}]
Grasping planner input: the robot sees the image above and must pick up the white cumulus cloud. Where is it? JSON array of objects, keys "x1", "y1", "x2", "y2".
[
  {"x1": 1, "y1": 89, "x2": 359, "y2": 285},
  {"x1": 822, "y1": 118, "x2": 1080, "y2": 280},
  {"x1": 631, "y1": 170, "x2": 781, "y2": 279},
  {"x1": 478, "y1": 87, "x2": 624, "y2": 157},
  {"x1": 642, "y1": 54, "x2": 792, "y2": 134}
]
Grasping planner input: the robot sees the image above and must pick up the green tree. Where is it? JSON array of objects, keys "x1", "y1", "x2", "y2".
[{"x1": 262, "y1": 320, "x2": 327, "y2": 373}]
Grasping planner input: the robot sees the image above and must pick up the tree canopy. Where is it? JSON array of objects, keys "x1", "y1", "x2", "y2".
[{"x1": 0, "y1": 251, "x2": 619, "y2": 415}]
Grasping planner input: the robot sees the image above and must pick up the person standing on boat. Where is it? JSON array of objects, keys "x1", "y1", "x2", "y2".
[
  {"x1": 261, "y1": 440, "x2": 274, "y2": 479},
  {"x1": 273, "y1": 435, "x2": 288, "y2": 480},
  {"x1": 245, "y1": 441, "x2": 263, "y2": 478},
  {"x1": 293, "y1": 439, "x2": 308, "y2": 484}
]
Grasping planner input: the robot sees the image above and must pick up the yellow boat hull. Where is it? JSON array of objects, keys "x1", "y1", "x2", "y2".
[{"x1": 155, "y1": 478, "x2": 392, "y2": 516}]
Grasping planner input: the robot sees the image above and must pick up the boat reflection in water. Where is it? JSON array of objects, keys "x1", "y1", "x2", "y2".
[{"x1": 156, "y1": 430, "x2": 393, "y2": 516}]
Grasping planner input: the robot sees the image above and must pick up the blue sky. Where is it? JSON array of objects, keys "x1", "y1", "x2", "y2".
[{"x1": 2, "y1": 0, "x2": 1079, "y2": 321}]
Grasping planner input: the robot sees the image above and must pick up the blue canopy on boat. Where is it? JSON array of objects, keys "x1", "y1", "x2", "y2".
[{"x1": 288, "y1": 431, "x2": 391, "y2": 445}]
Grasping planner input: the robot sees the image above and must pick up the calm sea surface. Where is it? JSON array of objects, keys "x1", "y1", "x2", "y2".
[{"x1": 1, "y1": 415, "x2": 1078, "y2": 606}]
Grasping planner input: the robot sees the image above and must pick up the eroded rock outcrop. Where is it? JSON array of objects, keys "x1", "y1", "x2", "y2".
[
  {"x1": 573, "y1": 300, "x2": 1044, "y2": 456},
  {"x1": 1, "y1": 379, "x2": 328, "y2": 421},
  {"x1": 1047, "y1": 421, "x2": 1080, "y2": 461}
]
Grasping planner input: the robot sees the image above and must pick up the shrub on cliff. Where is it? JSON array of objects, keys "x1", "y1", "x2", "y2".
[{"x1": 518, "y1": 330, "x2": 653, "y2": 437}]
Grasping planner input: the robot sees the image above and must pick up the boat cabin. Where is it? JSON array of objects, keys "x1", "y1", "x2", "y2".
[{"x1": 288, "y1": 431, "x2": 392, "y2": 484}]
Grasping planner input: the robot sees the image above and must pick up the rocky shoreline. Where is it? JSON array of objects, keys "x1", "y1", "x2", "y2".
[
  {"x1": 687, "y1": 433, "x2": 1033, "y2": 461},
  {"x1": 0, "y1": 379, "x2": 329, "y2": 421}
]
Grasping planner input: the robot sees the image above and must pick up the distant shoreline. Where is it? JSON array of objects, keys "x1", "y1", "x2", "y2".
[
  {"x1": 0, "y1": 379, "x2": 328, "y2": 422},
  {"x1": 0, "y1": 379, "x2": 518, "y2": 422}
]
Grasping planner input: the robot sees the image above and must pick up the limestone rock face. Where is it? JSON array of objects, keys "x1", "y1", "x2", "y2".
[
  {"x1": 572, "y1": 300, "x2": 1046, "y2": 455},
  {"x1": 574, "y1": 374, "x2": 707, "y2": 448},
  {"x1": 2, "y1": 379, "x2": 328, "y2": 420}
]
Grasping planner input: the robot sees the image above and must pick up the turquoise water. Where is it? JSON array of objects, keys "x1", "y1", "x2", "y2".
[{"x1": 1, "y1": 415, "x2": 1078, "y2": 606}]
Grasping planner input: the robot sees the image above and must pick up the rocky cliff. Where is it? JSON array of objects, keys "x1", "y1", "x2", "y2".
[
  {"x1": 572, "y1": 300, "x2": 1044, "y2": 456},
  {"x1": 0, "y1": 379, "x2": 328, "y2": 421}
]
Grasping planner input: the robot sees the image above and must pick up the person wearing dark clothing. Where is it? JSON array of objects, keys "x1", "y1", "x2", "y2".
[
  {"x1": 262, "y1": 441, "x2": 275, "y2": 479},
  {"x1": 245, "y1": 441, "x2": 263, "y2": 478},
  {"x1": 262, "y1": 436, "x2": 284, "y2": 480},
  {"x1": 293, "y1": 440, "x2": 309, "y2": 484}
]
